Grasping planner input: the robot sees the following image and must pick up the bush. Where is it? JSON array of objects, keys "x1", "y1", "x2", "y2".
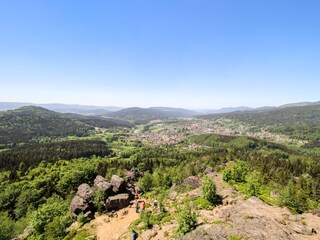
[
  {"x1": 201, "y1": 177, "x2": 220, "y2": 205},
  {"x1": 176, "y1": 205, "x2": 197, "y2": 236},
  {"x1": 92, "y1": 188, "x2": 105, "y2": 213},
  {"x1": 77, "y1": 212, "x2": 90, "y2": 227},
  {"x1": 31, "y1": 195, "x2": 70, "y2": 235},
  {"x1": 0, "y1": 211, "x2": 15, "y2": 240},
  {"x1": 193, "y1": 197, "x2": 212, "y2": 210},
  {"x1": 44, "y1": 216, "x2": 67, "y2": 240},
  {"x1": 279, "y1": 180, "x2": 311, "y2": 213},
  {"x1": 222, "y1": 160, "x2": 249, "y2": 183},
  {"x1": 245, "y1": 170, "x2": 262, "y2": 197},
  {"x1": 138, "y1": 172, "x2": 153, "y2": 192},
  {"x1": 140, "y1": 210, "x2": 152, "y2": 229},
  {"x1": 74, "y1": 230, "x2": 91, "y2": 240}
]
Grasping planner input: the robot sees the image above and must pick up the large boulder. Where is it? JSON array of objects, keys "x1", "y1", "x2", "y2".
[
  {"x1": 183, "y1": 176, "x2": 202, "y2": 188},
  {"x1": 110, "y1": 175, "x2": 126, "y2": 193},
  {"x1": 70, "y1": 195, "x2": 91, "y2": 219},
  {"x1": 94, "y1": 175, "x2": 112, "y2": 194},
  {"x1": 76, "y1": 183, "x2": 94, "y2": 201},
  {"x1": 124, "y1": 167, "x2": 141, "y2": 181},
  {"x1": 105, "y1": 193, "x2": 130, "y2": 211}
]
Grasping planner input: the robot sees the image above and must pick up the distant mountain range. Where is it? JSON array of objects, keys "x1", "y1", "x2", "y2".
[
  {"x1": 1, "y1": 101, "x2": 320, "y2": 121},
  {"x1": 197, "y1": 102, "x2": 320, "y2": 114},
  {"x1": 103, "y1": 107, "x2": 197, "y2": 124},
  {"x1": 0, "y1": 102, "x2": 123, "y2": 114}
]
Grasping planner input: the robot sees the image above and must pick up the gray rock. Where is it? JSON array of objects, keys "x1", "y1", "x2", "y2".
[
  {"x1": 182, "y1": 197, "x2": 297, "y2": 240},
  {"x1": 135, "y1": 185, "x2": 142, "y2": 194},
  {"x1": 76, "y1": 183, "x2": 94, "y2": 201},
  {"x1": 168, "y1": 191, "x2": 178, "y2": 200},
  {"x1": 290, "y1": 222, "x2": 316, "y2": 235},
  {"x1": 93, "y1": 175, "x2": 112, "y2": 193},
  {"x1": 124, "y1": 167, "x2": 140, "y2": 181},
  {"x1": 183, "y1": 176, "x2": 202, "y2": 188},
  {"x1": 141, "y1": 229, "x2": 157, "y2": 240},
  {"x1": 110, "y1": 175, "x2": 126, "y2": 193},
  {"x1": 70, "y1": 195, "x2": 91, "y2": 219},
  {"x1": 84, "y1": 236, "x2": 96, "y2": 240},
  {"x1": 204, "y1": 168, "x2": 213, "y2": 174},
  {"x1": 105, "y1": 193, "x2": 130, "y2": 211}
]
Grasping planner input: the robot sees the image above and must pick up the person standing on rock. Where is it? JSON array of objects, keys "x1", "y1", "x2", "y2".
[
  {"x1": 132, "y1": 230, "x2": 138, "y2": 240},
  {"x1": 141, "y1": 200, "x2": 146, "y2": 211},
  {"x1": 135, "y1": 190, "x2": 139, "y2": 200},
  {"x1": 153, "y1": 199, "x2": 158, "y2": 209},
  {"x1": 135, "y1": 201, "x2": 140, "y2": 213}
]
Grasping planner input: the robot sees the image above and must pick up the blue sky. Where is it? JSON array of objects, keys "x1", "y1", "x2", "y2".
[{"x1": 0, "y1": 0, "x2": 320, "y2": 109}]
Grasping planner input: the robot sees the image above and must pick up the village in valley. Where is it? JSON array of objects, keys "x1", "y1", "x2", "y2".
[{"x1": 126, "y1": 118, "x2": 308, "y2": 147}]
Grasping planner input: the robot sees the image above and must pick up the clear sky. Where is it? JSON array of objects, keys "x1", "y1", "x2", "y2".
[{"x1": 0, "y1": 0, "x2": 320, "y2": 109}]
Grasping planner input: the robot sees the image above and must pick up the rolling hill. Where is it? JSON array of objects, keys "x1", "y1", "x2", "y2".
[
  {"x1": 0, "y1": 106, "x2": 92, "y2": 145},
  {"x1": 0, "y1": 106, "x2": 133, "y2": 145},
  {"x1": 63, "y1": 113, "x2": 134, "y2": 128},
  {"x1": 199, "y1": 103, "x2": 320, "y2": 143},
  {"x1": 0, "y1": 102, "x2": 123, "y2": 114},
  {"x1": 105, "y1": 107, "x2": 197, "y2": 124}
]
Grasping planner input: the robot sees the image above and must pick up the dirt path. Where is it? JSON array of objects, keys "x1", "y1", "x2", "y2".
[
  {"x1": 92, "y1": 205, "x2": 139, "y2": 240},
  {"x1": 90, "y1": 172, "x2": 244, "y2": 240}
]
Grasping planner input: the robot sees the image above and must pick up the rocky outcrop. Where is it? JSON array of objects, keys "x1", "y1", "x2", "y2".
[
  {"x1": 70, "y1": 174, "x2": 135, "y2": 220},
  {"x1": 110, "y1": 175, "x2": 126, "y2": 193},
  {"x1": 183, "y1": 176, "x2": 202, "y2": 188},
  {"x1": 105, "y1": 193, "x2": 130, "y2": 211},
  {"x1": 70, "y1": 184, "x2": 95, "y2": 219},
  {"x1": 77, "y1": 183, "x2": 94, "y2": 201},
  {"x1": 181, "y1": 197, "x2": 319, "y2": 240},
  {"x1": 124, "y1": 167, "x2": 141, "y2": 181},
  {"x1": 94, "y1": 175, "x2": 112, "y2": 193},
  {"x1": 70, "y1": 195, "x2": 92, "y2": 219}
]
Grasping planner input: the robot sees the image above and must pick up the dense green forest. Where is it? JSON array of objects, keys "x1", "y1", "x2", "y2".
[
  {"x1": 199, "y1": 104, "x2": 320, "y2": 143},
  {"x1": 0, "y1": 140, "x2": 112, "y2": 172},
  {"x1": 0, "y1": 107, "x2": 92, "y2": 145},
  {"x1": 105, "y1": 107, "x2": 194, "y2": 124},
  {"x1": 63, "y1": 113, "x2": 134, "y2": 128},
  {"x1": 0, "y1": 106, "x2": 133, "y2": 146}
]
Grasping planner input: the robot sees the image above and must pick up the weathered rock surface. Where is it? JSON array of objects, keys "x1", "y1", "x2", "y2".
[
  {"x1": 134, "y1": 185, "x2": 142, "y2": 194},
  {"x1": 124, "y1": 167, "x2": 141, "y2": 181},
  {"x1": 70, "y1": 174, "x2": 136, "y2": 220},
  {"x1": 140, "y1": 229, "x2": 157, "y2": 240},
  {"x1": 110, "y1": 175, "x2": 126, "y2": 193},
  {"x1": 93, "y1": 175, "x2": 112, "y2": 193},
  {"x1": 77, "y1": 183, "x2": 94, "y2": 201},
  {"x1": 70, "y1": 195, "x2": 91, "y2": 219},
  {"x1": 105, "y1": 193, "x2": 130, "y2": 211},
  {"x1": 181, "y1": 197, "x2": 319, "y2": 240},
  {"x1": 183, "y1": 176, "x2": 202, "y2": 188}
]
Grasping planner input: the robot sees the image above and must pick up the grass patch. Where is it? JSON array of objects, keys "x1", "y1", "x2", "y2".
[
  {"x1": 228, "y1": 235, "x2": 244, "y2": 240},
  {"x1": 213, "y1": 220, "x2": 223, "y2": 225}
]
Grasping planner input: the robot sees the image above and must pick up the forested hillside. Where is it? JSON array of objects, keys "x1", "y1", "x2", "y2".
[
  {"x1": 0, "y1": 106, "x2": 133, "y2": 146},
  {"x1": 0, "y1": 139, "x2": 112, "y2": 172},
  {"x1": 0, "y1": 106, "x2": 92, "y2": 145},
  {"x1": 105, "y1": 107, "x2": 195, "y2": 124},
  {"x1": 199, "y1": 104, "x2": 320, "y2": 143},
  {"x1": 63, "y1": 113, "x2": 134, "y2": 128}
]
